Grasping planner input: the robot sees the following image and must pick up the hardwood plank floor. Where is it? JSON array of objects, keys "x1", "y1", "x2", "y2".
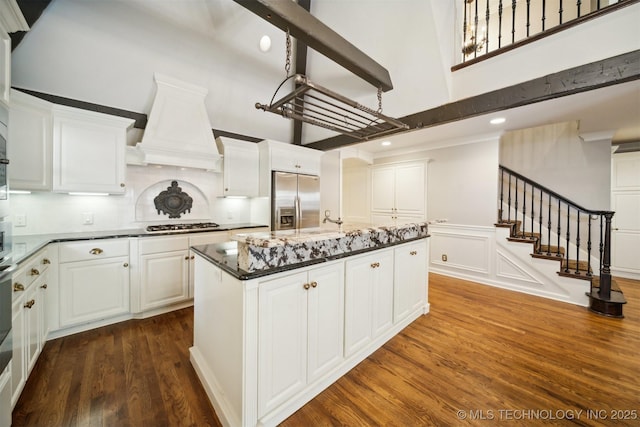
[{"x1": 13, "y1": 274, "x2": 640, "y2": 426}]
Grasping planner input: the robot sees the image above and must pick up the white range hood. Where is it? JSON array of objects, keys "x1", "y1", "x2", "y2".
[{"x1": 127, "y1": 73, "x2": 222, "y2": 171}]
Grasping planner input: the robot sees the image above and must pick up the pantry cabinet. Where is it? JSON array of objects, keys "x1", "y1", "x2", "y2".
[
  {"x1": 10, "y1": 246, "x2": 52, "y2": 407},
  {"x1": 8, "y1": 89, "x2": 134, "y2": 193},
  {"x1": 370, "y1": 161, "x2": 426, "y2": 224},
  {"x1": 257, "y1": 261, "x2": 344, "y2": 417},
  {"x1": 58, "y1": 239, "x2": 130, "y2": 327},
  {"x1": 344, "y1": 248, "x2": 394, "y2": 357}
]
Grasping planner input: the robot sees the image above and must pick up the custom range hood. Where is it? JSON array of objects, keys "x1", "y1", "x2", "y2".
[{"x1": 127, "y1": 73, "x2": 221, "y2": 171}]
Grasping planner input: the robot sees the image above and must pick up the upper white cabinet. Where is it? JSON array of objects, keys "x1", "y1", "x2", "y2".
[
  {"x1": 371, "y1": 161, "x2": 426, "y2": 224},
  {"x1": 8, "y1": 90, "x2": 134, "y2": 193},
  {"x1": 52, "y1": 106, "x2": 133, "y2": 194},
  {"x1": 8, "y1": 90, "x2": 52, "y2": 191},
  {"x1": 258, "y1": 139, "x2": 322, "y2": 196},
  {"x1": 216, "y1": 136, "x2": 259, "y2": 197}
]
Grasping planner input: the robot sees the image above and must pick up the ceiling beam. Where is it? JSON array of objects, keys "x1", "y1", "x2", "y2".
[
  {"x1": 232, "y1": 0, "x2": 393, "y2": 92},
  {"x1": 305, "y1": 50, "x2": 640, "y2": 151},
  {"x1": 292, "y1": 0, "x2": 310, "y2": 146}
]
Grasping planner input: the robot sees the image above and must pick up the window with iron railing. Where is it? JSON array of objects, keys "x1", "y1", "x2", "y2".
[{"x1": 457, "y1": 0, "x2": 632, "y2": 66}]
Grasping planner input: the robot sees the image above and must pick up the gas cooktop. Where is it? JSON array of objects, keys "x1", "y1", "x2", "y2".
[{"x1": 145, "y1": 222, "x2": 220, "y2": 233}]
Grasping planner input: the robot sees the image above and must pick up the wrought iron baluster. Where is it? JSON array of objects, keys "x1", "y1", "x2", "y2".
[
  {"x1": 542, "y1": 0, "x2": 546, "y2": 31},
  {"x1": 577, "y1": 0, "x2": 582, "y2": 18},
  {"x1": 507, "y1": 173, "x2": 512, "y2": 223},
  {"x1": 597, "y1": 0, "x2": 601, "y2": 11},
  {"x1": 511, "y1": 0, "x2": 517, "y2": 43},
  {"x1": 485, "y1": 0, "x2": 490, "y2": 53},
  {"x1": 474, "y1": 0, "x2": 480, "y2": 59},
  {"x1": 514, "y1": 177, "x2": 519, "y2": 234},
  {"x1": 498, "y1": 0, "x2": 503, "y2": 48},
  {"x1": 557, "y1": 199, "x2": 562, "y2": 257},
  {"x1": 463, "y1": 0, "x2": 469, "y2": 62},
  {"x1": 587, "y1": 214, "x2": 592, "y2": 277},
  {"x1": 559, "y1": 0, "x2": 564, "y2": 25},
  {"x1": 499, "y1": 168, "x2": 504, "y2": 222},
  {"x1": 524, "y1": 183, "x2": 529, "y2": 238},
  {"x1": 565, "y1": 205, "x2": 571, "y2": 273},
  {"x1": 531, "y1": 183, "x2": 535, "y2": 239},
  {"x1": 575, "y1": 211, "x2": 581, "y2": 274},
  {"x1": 538, "y1": 188, "x2": 543, "y2": 249},
  {"x1": 526, "y1": 0, "x2": 531, "y2": 37},
  {"x1": 547, "y1": 193, "x2": 552, "y2": 255}
]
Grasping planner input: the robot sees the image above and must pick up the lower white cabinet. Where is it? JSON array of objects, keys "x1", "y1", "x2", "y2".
[
  {"x1": 0, "y1": 365, "x2": 10, "y2": 427},
  {"x1": 393, "y1": 239, "x2": 428, "y2": 323},
  {"x1": 257, "y1": 262, "x2": 344, "y2": 417},
  {"x1": 344, "y1": 248, "x2": 394, "y2": 357},
  {"x1": 58, "y1": 239, "x2": 130, "y2": 327}
]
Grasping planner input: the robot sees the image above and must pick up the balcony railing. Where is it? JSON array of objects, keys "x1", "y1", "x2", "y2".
[{"x1": 457, "y1": 0, "x2": 636, "y2": 66}]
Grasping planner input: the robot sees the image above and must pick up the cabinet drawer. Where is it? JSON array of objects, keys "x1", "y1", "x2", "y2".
[
  {"x1": 59, "y1": 239, "x2": 129, "y2": 263},
  {"x1": 139, "y1": 236, "x2": 189, "y2": 255}
]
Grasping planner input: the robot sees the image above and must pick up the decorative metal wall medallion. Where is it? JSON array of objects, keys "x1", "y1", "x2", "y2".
[{"x1": 154, "y1": 180, "x2": 193, "y2": 218}]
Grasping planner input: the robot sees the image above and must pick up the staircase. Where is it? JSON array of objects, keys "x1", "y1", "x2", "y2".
[{"x1": 497, "y1": 165, "x2": 627, "y2": 318}]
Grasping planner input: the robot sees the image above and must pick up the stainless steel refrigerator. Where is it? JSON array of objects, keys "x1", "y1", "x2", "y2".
[{"x1": 271, "y1": 171, "x2": 320, "y2": 230}]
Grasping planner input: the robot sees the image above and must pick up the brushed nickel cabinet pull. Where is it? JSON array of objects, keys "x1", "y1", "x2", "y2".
[
  {"x1": 14, "y1": 283, "x2": 24, "y2": 292},
  {"x1": 89, "y1": 248, "x2": 104, "y2": 255}
]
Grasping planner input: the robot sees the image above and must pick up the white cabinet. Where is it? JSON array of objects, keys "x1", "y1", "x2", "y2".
[
  {"x1": 393, "y1": 239, "x2": 428, "y2": 323},
  {"x1": 344, "y1": 248, "x2": 394, "y2": 357},
  {"x1": 258, "y1": 139, "x2": 322, "y2": 196},
  {"x1": 371, "y1": 161, "x2": 426, "y2": 224},
  {"x1": 10, "y1": 246, "x2": 52, "y2": 407},
  {"x1": 7, "y1": 90, "x2": 134, "y2": 193},
  {"x1": 0, "y1": 365, "x2": 10, "y2": 427},
  {"x1": 8, "y1": 89, "x2": 53, "y2": 191},
  {"x1": 58, "y1": 239, "x2": 130, "y2": 327},
  {"x1": 258, "y1": 262, "x2": 344, "y2": 417},
  {"x1": 132, "y1": 232, "x2": 229, "y2": 313},
  {"x1": 217, "y1": 137, "x2": 260, "y2": 197}
]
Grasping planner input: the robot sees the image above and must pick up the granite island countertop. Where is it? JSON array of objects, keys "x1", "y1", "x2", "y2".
[{"x1": 192, "y1": 222, "x2": 430, "y2": 279}]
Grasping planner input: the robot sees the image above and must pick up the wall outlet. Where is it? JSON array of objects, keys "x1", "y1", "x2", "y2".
[
  {"x1": 14, "y1": 214, "x2": 27, "y2": 227},
  {"x1": 82, "y1": 212, "x2": 94, "y2": 225},
  {"x1": 442, "y1": 254, "x2": 447, "y2": 262}
]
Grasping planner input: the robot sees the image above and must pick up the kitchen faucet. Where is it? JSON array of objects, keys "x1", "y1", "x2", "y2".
[{"x1": 323, "y1": 210, "x2": 343, "y2": 226}]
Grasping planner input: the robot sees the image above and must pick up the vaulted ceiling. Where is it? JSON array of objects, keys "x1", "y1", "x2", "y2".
[{"x1": 10, "y1": 0, "x2": 640, "y2": 154}]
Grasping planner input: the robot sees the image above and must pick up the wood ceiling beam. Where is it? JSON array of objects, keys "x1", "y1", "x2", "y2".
[
  {"x1": 232, "y1": 0, "x2": 393, "y2": 92},
  {"x1": 305, "y1": 50, "x2": 640, "y2": 151},
  {"x1": 292, "y1": 0, "x2": 310, "y2": 146}
]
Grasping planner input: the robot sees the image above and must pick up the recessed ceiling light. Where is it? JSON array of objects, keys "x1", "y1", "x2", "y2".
[
  {"x1": 259, "y1": 35, "x2": 272, "y2": 52},
  {"x1": 490, "y1": 117, "x2": 506, "y2": 125},
  {"x1": 381, "y1": 141, "x2": 391, "y2": 146}
]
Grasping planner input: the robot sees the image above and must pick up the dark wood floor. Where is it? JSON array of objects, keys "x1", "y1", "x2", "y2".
[{"x1": 13, "y1": 274, "x2": 640, "y2": 426}]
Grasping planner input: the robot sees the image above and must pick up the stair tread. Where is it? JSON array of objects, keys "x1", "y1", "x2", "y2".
[{"x1": 539, "y1": 245, "x2": 565, "y2": 255}]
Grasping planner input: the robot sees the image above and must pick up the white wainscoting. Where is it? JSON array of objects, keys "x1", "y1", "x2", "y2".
[{"x1": 428, "y1": 223, "x2": 590, "y2": 307}]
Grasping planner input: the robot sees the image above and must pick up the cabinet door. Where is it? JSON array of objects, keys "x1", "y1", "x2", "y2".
[
  {"x1": 394, "y1": 162, "x2": 425, "y2": 215},
  {"x1": 52, "y1": 111, "x2": 129, "y2": 193},
  {"x1": 371, "y1": 166, "x2": 395, "y2": 212},
  {"x1": 344, "y1": 255, "x2": 374, "y2": 357},
  {"x1": 307, "y1": 263, "x2": 344, "y2": 383},
  {"x1": 59, "y1": 256, "x2": 130, "y2": 327},
  {"x1": 223, "y1": 141, "x2": 259, "y2": 197},
  {"x1": 140, "y1": 250, "x2": 189, "y2": 311},
  {"x1": 24, "y1": 284, "x2": 39, "y2": 374},
  {"x1": 393, "y1": 240, "x2": 427, "y2": 323},
  {"x1": 10, "y1": 299, "x2": 25, "y2": 407},
  {"x1": 37, "y1": 272, "x2": 50, "y2": 349},
  {"x1": 0, "y1": 364, "x2": 11, "y2": 427},
  {"x1": 8, "y1": 91, "x2": 52, "y2": 191},
  {"x1": 371, "y1": 249, "x2": 394, "y2": 338},
  {"x1": 258, "y1": 271, "x2": 308, "y2": 417}
]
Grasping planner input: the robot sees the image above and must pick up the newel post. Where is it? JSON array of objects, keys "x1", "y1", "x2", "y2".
[{"x1": 599, "y1": 212, "x2": 614, "y2": 299}]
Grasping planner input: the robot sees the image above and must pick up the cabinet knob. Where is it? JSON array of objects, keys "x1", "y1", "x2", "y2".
[
  {"x1": 185, "y1": 255, "x2": 190, "y2": 260},
  {"x1": 410, "y1": 251, "x2": 417, "y2": 256},
  {"x1": 123, "y1": 263, "x2": 129, "y2": 267},
  {"x1": 303, "y1": 283, "x2": 310, "y2": 290},
  {"x1": 370, "y1": 262, "x2": 380, "y2": 268},
  {"x1": 190, "y1": 255, "x2": 195, "y2": 260},
  {"x1": 24, "y1": 299, "x2": 35, "y2": 309},
  {"x1": 40, "y1": 283, "x2": 48, "y2": 289},
  {"x1": 30, "y1": 268, "x2": 40, "y2": 276},
  {"x1": 14, "y1": 283, "x2": 24, "y2": 292},
  {"x1": 120, "y1": 183, "x2": 125, "y2": 188},
  {"x1": 225, "y1": 188, "x2": 229, "y2": 192},
  {"x1": 89, "y1": 248, "x2": 104, "y2": 255},
  {"x1": 42, "y1": 258, "x2": 51, "y2": 265},
  {"x1": 310, "y1": 281, "x2": 318, "y2": 288}
]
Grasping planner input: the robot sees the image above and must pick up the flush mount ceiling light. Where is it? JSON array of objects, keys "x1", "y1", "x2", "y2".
[
  {"x1": 258, "y1": 35, "x2": 271, "y2": 52},
  {"x1": 490, "y1": 117, "x2": 506, "y2": 125},
  {"x1": 255, "y1": 30, "x2": 409, "y2": 141},
  {"x1": 381, "y1": 141, "x2": 391, "y2": 146}
]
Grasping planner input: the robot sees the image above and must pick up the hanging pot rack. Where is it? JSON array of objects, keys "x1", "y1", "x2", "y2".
[{"x1": 255, "y1": 73, "x2": 409, "y2": 141}]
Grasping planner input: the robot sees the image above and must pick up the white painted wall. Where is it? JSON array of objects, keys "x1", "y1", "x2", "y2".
[
  {"x1": 500, "y1": 121, "x2": 612, "y2": 210},
  {"x1": 10, "y1": 164, "x2": 269, "y2": 235},
  {"x1": 320, "y1": 150, "x2": 341, "y2": 222}
]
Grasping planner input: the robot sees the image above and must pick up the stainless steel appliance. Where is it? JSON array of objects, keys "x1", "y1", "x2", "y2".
[
  {"x1": 145, "y1": 222, "x2": 220, "y2": 233},
  {"x1": 0, "y1": 220, "x2": 13, "y2": 376},
  {"x1": 271, "y1": 171, "x2": 320, "y2": 230}
]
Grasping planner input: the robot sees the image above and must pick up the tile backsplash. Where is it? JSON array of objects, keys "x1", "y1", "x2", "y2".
[{"x1": 10, "y1": 165, "x2": 269, "y2": 235}]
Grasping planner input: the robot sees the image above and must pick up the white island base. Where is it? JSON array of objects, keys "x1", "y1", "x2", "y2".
[{"x1": 190, "y1": 236, "x2": 429, "y2": 427}]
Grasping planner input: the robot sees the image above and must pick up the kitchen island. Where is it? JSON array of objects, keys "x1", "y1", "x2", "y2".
[{"x1": 190, "y1": 223, "x2": 430, "y2": 427}]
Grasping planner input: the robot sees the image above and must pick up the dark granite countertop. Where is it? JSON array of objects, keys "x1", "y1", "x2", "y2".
[
  {"x1": 11, "y1": 223, "x2": 267, "y2": 265},
  {"x1": 192, "y1": 234, "x2": 430, "y2": 281}
]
